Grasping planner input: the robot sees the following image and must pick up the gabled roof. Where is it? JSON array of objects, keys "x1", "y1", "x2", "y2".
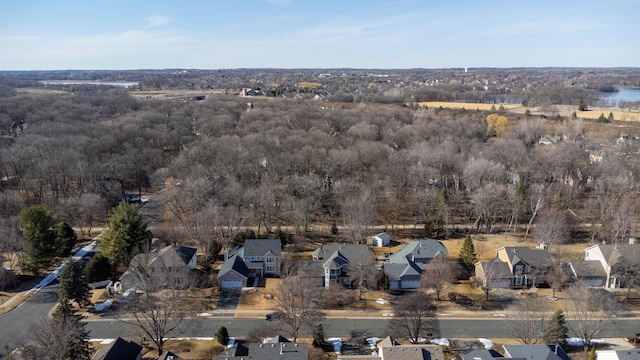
[
  {"x1": 462, "y1": 349, "x2": 505, "y2": 360},
  {"x1": 324, "y1": 251, "x2": 349, "y2": 269},
  {"x1": 312, "y1": 244, "x2": 371, "y2": 263},
  {"x1": 296, "y1": 260, "x2": 324, "y2": 287},
  {"x1": 153, "y1": 244, "x2": 197, "y2": 268},
  {"x1": 218, "y1": 255, "x2": 250, "y2": 278},
  {"x1": 597, "y1": 349, "x2": 640, "y2": 360},
  {"x1": 91, "y1": 337, "x2": 142, "y2": 360},
  {"x1": 570, "y1": 260, "x2": 607, "y2": 278},
  {"x1": 383, "y1": 261, "x2": 422, "y2": 281},
  {"x1": 476, "y1": 260, "x2": 513, "y2": 279},
  {"x1": 243, "y1": 239, "x2": 282, "y2": 258},
  {"x1": 213, "y1": 338, "x2": 308, "y2": 360},
  {"x1": 388, "y1": 240, "x2": 448, "y2": 264},
  {"x1": 590, "y1": 243, "x2": 640, "y2": 266},
  {"x1": 376, "y1": 337, "x2": 445, "y2": 360},
  {"x1": 502, "y1": 344, "x2": 570, "y2": 360},
  {"x1": 499, "y1": 247, "x2": 550, "y2": 267}
]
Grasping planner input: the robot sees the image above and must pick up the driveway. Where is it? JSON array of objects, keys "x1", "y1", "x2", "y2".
[{"x1": 217, "y1": 289, "x2": 241, "y2": 310}]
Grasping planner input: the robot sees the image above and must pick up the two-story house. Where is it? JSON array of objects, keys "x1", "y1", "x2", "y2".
[
  {"x1": 120, "y1": 243, "x2": 197, "y2": 290},
  {"x1": 577, "y1": 240, "x2": 640, "y2": 288},
  {"x1": 218, "y1": 239, "x2": 282, "y2": 288},
  {"x1": 297, "y1": 244, "x2": 372, "y2": 288},
  {"x1": 383, "y1": 240, "x2": 449, "y2": 290},
  {"x1": 494, "y1": 246, "x2": 551, "y2": 287}
]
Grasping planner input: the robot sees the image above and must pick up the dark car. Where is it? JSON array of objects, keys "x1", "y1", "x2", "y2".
[{"x1": 265, "y1": 311, "x2": 283, "y2": 321}]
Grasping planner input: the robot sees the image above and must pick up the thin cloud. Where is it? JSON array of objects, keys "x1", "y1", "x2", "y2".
[{"x1": 147, "y1": 15, "x2": 173, "y2": 28}]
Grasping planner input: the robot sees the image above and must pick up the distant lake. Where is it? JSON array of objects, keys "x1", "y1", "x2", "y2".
[
  {"x1": 40, "y1": 80, "x2": 139, "y2": 88},
  {"x1": 599, "y1": 87, "x2": 640, "y2": 106}
]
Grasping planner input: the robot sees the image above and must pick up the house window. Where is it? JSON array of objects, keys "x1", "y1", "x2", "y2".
[
  {"x1": 515, "y1": 265, "x2": 524, "y2": 274},
  {"x1": 267, "y1": 266, "x2": 275, "y2": 272},
  {"x1": 151, "y1": 268, "x2": 155, "y2": 273},
  {"x1": 266, "y1": 257, "x2": 275, "y2": 263}
]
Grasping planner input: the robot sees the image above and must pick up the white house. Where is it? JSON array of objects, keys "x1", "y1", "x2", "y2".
[{"x1": 372, "y1": 232, "x2": 391, "y2": 247}]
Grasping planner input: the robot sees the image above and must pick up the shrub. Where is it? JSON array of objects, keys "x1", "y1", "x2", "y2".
[{"x1": 216, "y1": 326, "x2": 229, "y2": 346}]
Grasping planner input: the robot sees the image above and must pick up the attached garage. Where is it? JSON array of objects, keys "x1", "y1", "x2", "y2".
[
  {"x1": 400, "y1": 279, "x2": 421, "y2": 289},
  {"x1": 221, "y1": 279, "x2": 243, "y2": 289}
]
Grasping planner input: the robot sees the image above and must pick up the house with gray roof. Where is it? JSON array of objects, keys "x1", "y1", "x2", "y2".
[
  {"x1": 340, "y1": 336, "x2": 445, "y2": 360},
  {"x1": 120, "y1": 244, "x2": 197, "y2": 290},
  {"x1": 91, "y1": 337, "x2": 142, "y2": 360},
  {"x1": 213, "y1": 336, "x2": 308, "y2": 360},
  {"x1": 462, "y1": 349, "x2": 508, "y2": 360},
  {"x1": 583, "y1": 241, "x2": 640, "y2": 288},
  {"x1": 502, "y1": 344, "x2": 570, "y2": 360},
  {"x1": 304, "y1": 244, "x2": 373, "y2": 288},
  {"x1": 219, "y1": 239, "x2": 282, "y2": 288},
  {"x1": 474, "y1": 259, "x2": 514, "y2": 289},
  {"x1": 383, "y1": 240, "x2": 448, "y2": 290},
  {"x1": 496, "y1": 246, "x2": 551, "y2": 287},
  {"x1": 567, "y1": 260, "x2": 608, "y2": 287}
]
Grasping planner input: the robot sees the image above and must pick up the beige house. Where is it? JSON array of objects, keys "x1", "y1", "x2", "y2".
[{"x1": 120, "y1": 244, "x2": 197, "y2": 290}]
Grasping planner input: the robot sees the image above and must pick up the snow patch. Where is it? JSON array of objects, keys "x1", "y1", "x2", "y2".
[
  {"x1": 376, "y1": 298, "x2": 388, "y2": 304},
  {"x1": 327, "y1": 337, "x2": 342, "y2": 354},
  {"x1": 430, "y1": 338, "x2": 450, "y2": 346},
  {"x1": 478, "y1": 338, "x2": 493, "y2": 349}
]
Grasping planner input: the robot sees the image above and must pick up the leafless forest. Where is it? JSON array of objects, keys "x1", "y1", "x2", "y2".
[{"x1": 1, "y1": 68, "x2": 640, "y2": 263}]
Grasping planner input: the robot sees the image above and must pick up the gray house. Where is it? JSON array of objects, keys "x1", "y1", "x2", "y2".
[
  {"x1": 298, "y1": 244, "x2": 373, "y2": 288},
  {"x1": 218, "y1": 239, "x2": 281, "y2": 288},
  {"x1": 213, "y1": 336, "x2": 308, "y2": 360},
  {"x1": 384, "y1": 240, "x2": 449, "y2": 290},
  {"x1": 119, "y1": 244, "x2": 197, "y2": 290},
  {"x1": 217, "y1": 255, "x2": 250, "y2": 288}
]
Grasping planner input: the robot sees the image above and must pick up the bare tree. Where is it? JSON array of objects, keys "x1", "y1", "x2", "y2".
[
  {"x1": 422, "y1": 256, "x2": 455, "y2": 301},
  {"x1": 533, "y1": 206, "x2": 571, "y2": 249},
  {"x1": 546, "y1": 251, "x2": 569, "y2": 299},
  {"x1": 341, "y1": 190, "x2": 376, "y2": 244},
  {"x1": 611, "y1": 245, "x2": 640, "y2": 300},
  {"x1": 273, "y1": 275, "x2": 325, "y2": 342},
  {"x1": 349, "y1": 250, "x2": 377, "y2": 300},
  {"x1": 389, "y1": 291, "x2": 437, "y2": 343},
  {"x1": 507, "y1": 295, "x2": 549, "y2": 344},
  {"x1": 475, "y1": 260, "x2": 508, "y2": 301},
  {"x1": 564, "y1": 283, "x2": 621, "y2": 353},
  {"x1": 116, "y1": 255, "x2": 198, "y2": 356}
]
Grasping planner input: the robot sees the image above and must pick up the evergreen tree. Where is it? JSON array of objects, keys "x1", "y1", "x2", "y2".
[
  {"x1": 216, "y1": 326, "x2": 230, "y2": 345},
  {"x1": 53, "y1": 300, "x2": 92, "y2": 360},
  {"x1": 377, "y1": 272, "x2": 390, "y2": 291},
  {"x1": 83, "y1": 253, "x2": 113, "y2": 283},
  {"x1": 101, "y1": 202, "x2": 150, "y2": 262},
  {"x1": 543, "y1": 310, "x2": 568, "y2": 347},
  {"x1": 312, "y1": 323, "x2": 329, "y2": 349},
  {"x1": 55, "y1": 221, "x2": 77, "y2": 257},
  {"x1": 59, "y1": 259, "x2": 91, "y2": 306},
  {"x1": 458, "y1": 234, "x2": 477, "y2": 272},
  {"x1": 19, "y1": 205, "x2": 57, "y2": 273},
  {"x1": 588, "y1": 345, "x2": 596, "y2": 360}
]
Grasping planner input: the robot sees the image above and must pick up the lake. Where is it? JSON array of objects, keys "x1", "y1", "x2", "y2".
[
  {"x1": 599, "y1": 87, "x2": 640, "y2": 106},
  {"x1": 40, "y1": 80, "x2": 139, "y2": 88}
]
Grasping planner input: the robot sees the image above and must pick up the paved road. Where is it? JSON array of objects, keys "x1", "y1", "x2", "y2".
[
  {"x1": 86, "y1": 316, "x2": 640, "y2": 341},
  {"x1": 0, "y1": 280, "x2": 60, "y2": 351}
]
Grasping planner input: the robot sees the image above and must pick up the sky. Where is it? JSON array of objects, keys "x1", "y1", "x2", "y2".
[{"x1": 1, "y1": 0, "x2": 639, "y2": 70}]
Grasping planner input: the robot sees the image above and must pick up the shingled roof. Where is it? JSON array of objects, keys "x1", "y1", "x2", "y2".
[{"x1": 388, "y1": 240, "x2": 448, "y2": 265}]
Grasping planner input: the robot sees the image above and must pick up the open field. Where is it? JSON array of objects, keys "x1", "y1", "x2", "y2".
[{"x1": 416, "y1": 101, "x2": 523, "y2": 111}]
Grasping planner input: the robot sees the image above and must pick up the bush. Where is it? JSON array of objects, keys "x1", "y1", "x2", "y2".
[
  {"x1": 216, "y1": 326, "x2": 229, "y2": 346},
  {"x1": 83, "y1": 253, "x2": 113, "y2": 283},
  {"x1": 448, "y1": 292, "x2": 474, "y2": 307}
]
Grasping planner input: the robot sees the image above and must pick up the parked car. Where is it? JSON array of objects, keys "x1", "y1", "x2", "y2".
[{"x1": 265, "y1": 311, "x2": 283, "y2": 321}]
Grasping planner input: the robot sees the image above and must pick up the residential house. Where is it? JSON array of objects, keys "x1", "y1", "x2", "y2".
[
  {"x1": 474, "y1": 260, "x2": 513, "y2": 289},
  {"x1": 462, "y1": 344, "x2": 570, "y2": 360},
  {"x1": 496, "y1": 247, "x2": 551, "y2": 287},
  {"x1": 567, "y1": 260, "x2": 608, "y2": 287},
  {"x1": 217, "y1": 255, "x2": 250, "y2": 288},
  {"x1": 340, "y1": 336, "x2": 445, "y2": 360},
  {"x1": 212, "y1": 336, "x2": 308, "y2": 360},
  {"x1": 119, "y1": 244, "x2": 197, "y2": 290},
  {"x1": 91, "y1": 337, "x2": 142, "y2": 360},
  {"x1": 502, "y1": 344, "x2": 570, "y2": 360},
  {"x1": 383, "y1": 240, "x2": 448, "y2": 290},
  {"x1": 596, "y1": 349, "x2": 640, "y2": 360},
  {"x1": 218, "y1": 239, "x2": 282, "y2": 288},
  {"x1": 297, "y1": 244, "x2": 372, "y2": 288},
  {"x1": 582, "y1": 240, "x2": 640, "y2": 288},
  {"x1": 372, "y1": 232, "x2": 391, "y2": 247}
]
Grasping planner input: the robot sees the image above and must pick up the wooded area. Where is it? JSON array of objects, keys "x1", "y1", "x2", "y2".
[{"x1": 1, "y1": 68, "x2": 640, "y2": 279}]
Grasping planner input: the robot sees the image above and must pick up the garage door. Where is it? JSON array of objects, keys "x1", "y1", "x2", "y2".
[
  {"x1": 401, "y1": 280, "x2": 421, "y2": 289},
  {"x1": 221, "y1": 280, "x2": 243, "y2": 288}
]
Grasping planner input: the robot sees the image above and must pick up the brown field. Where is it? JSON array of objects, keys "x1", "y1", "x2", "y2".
[{"x1": 416, "y1": 101, "x2": 523, "y2": 111}]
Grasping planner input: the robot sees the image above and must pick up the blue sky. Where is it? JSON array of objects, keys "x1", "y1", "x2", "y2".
[{"x1": 1, "y1": 0, "x2": 638, "y2": 70}]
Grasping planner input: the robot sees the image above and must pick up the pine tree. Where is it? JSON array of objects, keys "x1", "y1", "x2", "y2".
[
  {"x1": 59, "y1": 259, "x2": 91, "y2": 306},
  {"x1": 216, "y1": 326, "x2": 229, "y2": 345},
  {"x1": 55, "y1": 221, "x2": 77, "y2": 257},
  {"x1": 83, "y1": 253, "x2": 113, "y2": 283},
  {"x1": 19, "y1": 205, "x2": 57, "y2": 273},
  {"x1": 377, "y1": 272, "x2": 390, "y2": 291},
  {"x1": 53, "y1": 300, "x2": 92, "y2": 360},
  {"x1": 543, "y1": 310, "x2": 568, "y2": 347},
  {"x1": 101, "y1": 202, "x2": 151, "y2": 261},
  {"x1": 458, "y1": 234, "x2": 477, "y2": 272}
]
